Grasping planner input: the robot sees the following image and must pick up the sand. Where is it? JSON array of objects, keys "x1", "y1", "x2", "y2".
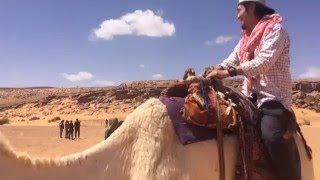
[
  {"x1": 0, "y1": 125, "x2": 104, "y2": 157},
  {"x1": 0, "y1": 107, "x2": 319, "y2": 179}
]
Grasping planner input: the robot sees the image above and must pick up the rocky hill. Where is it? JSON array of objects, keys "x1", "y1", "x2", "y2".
[
  {"x1": 0, "y1": 79, "x2": 319, "y2": 123},
  {"x1": 0, "y1": 80, "x2": 178, "y2": 122},
  {"x1": 292, "y1": 81, "x2": 320, "y2": 112}
]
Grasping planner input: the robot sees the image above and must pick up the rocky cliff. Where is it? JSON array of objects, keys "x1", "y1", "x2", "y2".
[{"x1": 0, "y1": 79, "x2": 319, "y2": 122}]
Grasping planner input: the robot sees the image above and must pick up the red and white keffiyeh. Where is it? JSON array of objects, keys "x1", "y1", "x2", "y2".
[{"x1": 240, "y1": 14, "x2": 282, "y2": 92}]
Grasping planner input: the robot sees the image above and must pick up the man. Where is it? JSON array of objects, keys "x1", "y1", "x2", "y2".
[
  {"x1": 64, "y1": 120, "x2": 69, "y2": 138},
  {"x1": 59, "y1": 120, "x2": 64, "y2": 138},
  {"x1": 68, "y1": 120, "x2": 74, "y2": 140},
  {"x1": 104, "y1": 118, "x2": 123, "y2": 140},
  {"x1": 74, "y1": 119, "x2": 81, "y2": 139},
  {"x1": 105, "y1": 119, "x2": 109, "y2": 128},
  {"x1": 204, "y1": 0, "x2": 301, "y2": 179}
]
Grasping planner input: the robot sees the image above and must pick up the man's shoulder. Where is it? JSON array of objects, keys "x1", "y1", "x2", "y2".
[
  {"x1": 264, "y1": 23, "x2": 290, "y2": 42},
  {"x1": 273, "y1": 23, "x2": 289, "y2": 36}
]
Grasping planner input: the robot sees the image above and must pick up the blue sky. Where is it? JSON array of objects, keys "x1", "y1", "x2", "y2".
[{"x1": 0, "y1": 0, "x2": 319, "y2": 87}]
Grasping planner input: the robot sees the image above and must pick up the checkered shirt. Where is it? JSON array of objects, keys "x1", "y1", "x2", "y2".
[{"x1": 219, "y1": 23, "x2": 292, "y2": 110}]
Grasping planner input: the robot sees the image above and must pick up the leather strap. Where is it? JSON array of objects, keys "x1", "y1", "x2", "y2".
[
  {"x1": 238, "y1": 116, "x2": 249, "y2": 180},
  {"x1": 200, "y1": 78, "x2": 225, "y2": 180},
  {"x1": 211, "y1": 85, "x2": 225, "y2": 180}
]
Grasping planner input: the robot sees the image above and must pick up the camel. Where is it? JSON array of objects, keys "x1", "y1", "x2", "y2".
[{"x1": 0, "y1": 98, "x2": 314, "y2": 180}]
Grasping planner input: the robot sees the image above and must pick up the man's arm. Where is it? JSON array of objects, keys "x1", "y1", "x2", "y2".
[
  {"x1": 201, "y1": 39, "x2": 241, "y2": 78},
  {"x1": 207, "y1": 24, "x2": 288, "y2": 79}
]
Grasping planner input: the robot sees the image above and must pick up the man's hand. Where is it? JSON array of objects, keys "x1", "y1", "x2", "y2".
[
  {"x1": 206, "y1": 69, "x2": 229, "y2": 79},
  {"x1": 200, "y1": 65, "x2": 225, "y2": 78}
]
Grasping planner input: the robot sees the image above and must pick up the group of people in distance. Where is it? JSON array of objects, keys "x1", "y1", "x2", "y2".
[
  {"x1": 59, "y1": 117, "x2": 123, "y2": 140},
  {"x1": 59, "y1": 119, "x2": 81, "y2": 140}
]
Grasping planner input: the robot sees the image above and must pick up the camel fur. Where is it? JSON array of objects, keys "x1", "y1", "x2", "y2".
[{"x1": 0, "y1": 98, "x2": 315, "y2": 180}]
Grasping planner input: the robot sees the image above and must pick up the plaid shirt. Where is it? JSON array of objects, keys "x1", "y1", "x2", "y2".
[{"x1": 219, "y1": 23, "x2": 292, "y2": 110}]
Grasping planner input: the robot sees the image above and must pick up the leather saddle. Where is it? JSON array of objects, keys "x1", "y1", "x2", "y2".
[{"x1": 162, "y1": 78, "x2": 258, "y2": 126}]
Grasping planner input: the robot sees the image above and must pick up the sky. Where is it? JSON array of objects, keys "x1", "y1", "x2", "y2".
[{"x1": 0, "y1": 0, "x2": 319, "y2": 87}]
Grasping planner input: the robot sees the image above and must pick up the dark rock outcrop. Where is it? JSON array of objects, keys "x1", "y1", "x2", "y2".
[{"x1": 0, "y1": 80, "x2": 319, "y2": 115}]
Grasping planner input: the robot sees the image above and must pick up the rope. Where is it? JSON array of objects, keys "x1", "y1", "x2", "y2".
[{"x1": 200, "y1": 80, "x2": 213, "y2": 125}]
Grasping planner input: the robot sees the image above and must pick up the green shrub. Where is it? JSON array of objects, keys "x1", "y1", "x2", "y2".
[
  {"x1": 0, "y1": 118, "x2": 10, "y2": 125},
  {"x1": 48, "y1": 116, "x2": 61, "y2": 123}
]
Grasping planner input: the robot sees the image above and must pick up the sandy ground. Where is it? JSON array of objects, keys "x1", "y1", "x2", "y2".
[
  {"x1": 0, "y1": 108, "x2": 319, "y2": 179},
  {"x1": 301, "y1": 126, "x2": 320, "y2": 180},
  {"x1": 0, "y1": 124, "x2": 105, "y2": 158}
]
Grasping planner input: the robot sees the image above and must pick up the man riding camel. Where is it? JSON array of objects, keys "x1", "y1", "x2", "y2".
[{"x1": 203, "y1": 0, "x2": 301, "y2": 179}]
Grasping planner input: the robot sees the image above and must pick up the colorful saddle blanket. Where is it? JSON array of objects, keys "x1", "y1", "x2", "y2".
[{"x1": 160, "y1": 96, "x2": 234, "y2": 145}]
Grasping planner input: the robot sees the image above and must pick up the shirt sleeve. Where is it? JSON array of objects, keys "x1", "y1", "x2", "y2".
[
  {"x1": 219, "y1": 39, "x2": 241, "y2": 69},
  {"x1": 241, "y1": 24, "x2": 289, "y2": 77}
]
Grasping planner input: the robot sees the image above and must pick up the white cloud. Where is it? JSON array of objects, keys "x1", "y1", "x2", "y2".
[
  {"x1": 139, "y1": 64, "x2": 145, "y2": 68},
  {"x1": 62, "y1": 72, "x2": 94, "y2": 82},
  {"x1": 298, "y1": 67, "x2": 320, "y2": 79},
  {"x1": 93, "y1": 80, "x2": 116, "y2": 87},
  {"x1": 152, "y1": 74, "x2": 163, "y2": 79},
  {"x1": 205, "y1": 35, "x2": 237, "y2": 46},
  {"x1": 91, "y1": 9, "x2": 175, "y2": 40}
]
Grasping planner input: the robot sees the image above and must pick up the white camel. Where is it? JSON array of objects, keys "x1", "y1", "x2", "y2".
[{"x1": 0, "y1": 98, "x2": 314, "y2": 180}]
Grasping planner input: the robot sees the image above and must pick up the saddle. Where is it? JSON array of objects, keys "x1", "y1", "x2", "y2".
[
  {"x1": 162, "y1": 78, "x2": 312, "y2": 180},
  {"x1": 162, "y1": 78, "x2": 254, "y2": 129},
  {"x1": 181, "y1": 80, "x2": 237, "y2": 130},
  {"x1": 163, "y1": 78, "x2": 241, "y2": 180}
]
